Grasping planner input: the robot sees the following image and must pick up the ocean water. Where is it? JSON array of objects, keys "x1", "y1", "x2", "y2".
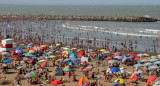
[
  {"x1": 0, "y1": 5, "x2": 160, "y2": 53},
  {"x1": 0, "y1": 5, "x2": 160, "y2": 18}
]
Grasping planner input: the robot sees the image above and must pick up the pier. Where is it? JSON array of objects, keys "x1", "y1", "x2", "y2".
[{"x1": 0, "y1": 14, "x2": 158, "y2": 22}]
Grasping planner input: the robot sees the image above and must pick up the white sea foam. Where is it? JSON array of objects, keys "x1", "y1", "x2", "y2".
[{"x1": 62, "y1": 23, "x2": 159, "y2": 37}]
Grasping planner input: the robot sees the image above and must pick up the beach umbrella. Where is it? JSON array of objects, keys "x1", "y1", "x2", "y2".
[
  {"x1": 27, "y1": 45, "x2": 33, "y2": 48},
  {"x1": 114, "y1": 78, "x2": 125, "y2": 84},
  {"x1": 13, "y1": 55, "x2": 19, "y2": 58},
  {"x1": 151, "y1": 56, "x2": 157, "y2": 59},
  {"x1": 111, "y1": 82, "x2": 122, "y2": 86},
  {"x1": 41, "y1": 61, "x2": 47, "y2": 68},
  {"x1": 100, "y1": 49, "x2": 106, "y2": 52},
  {"x1": 106, "y1": 58, "x2": 111, "y2": 62},
  {"x1": 0, "y1": 64, "x2": 8, "y2": 68},
  {"x1": 82, "y1": 81, "x2": 90, "y2": 86},
  {"x1": 10, "y1": 50, "x2": 16, "y2": 54},
  {"x1": 88, "y1": 49, "x2": 93, "y2": 52},
  {"x1": 76, "y1": 49, "x2": 82, "y2": 52},
  {"x1": 49, "y1": 55, "x2": 56, "y2": 58},
  {"x1": 62, "y1": 47, "x2": 69, "y2": 50},
  {"x1": 55, "y1": 60, "x2": 62, "y2": 65},
  {"x1": 29, "y1": 50, "x2": 36, "y2": 54},
  {"x1": 1, "y1": 52, "x2": 10, "y2": 56},
  {"x1": 38, "y1": 60, "x2": 47, "y2": 63},
  {"x1": 46, "y1": 52, "x2": 53, "y2": 56},
  {"x1": 108, "y1": 60, "x2": 118, "y2": 63},
  {"x1": 154, "y1": 80, "x2": 160, "y2": 85},
  {"x1": 105, "y1": 51, "x2": 110, "y2": 53},
  {"x1": 147, "y1": 76, "x2": 157, "y2": 83},
  {"x1": 140, "y1": 59, "x2": 149, "y2": 63},
  {"x1": 78, "y1": 51, "x2": 84, "y2": 57},
  {"x1": 122, "y1": 57, "x2": 127, "y2": 62},
  {"x1": 17, "y1": 66, "x2": 26, "y2": 69},
  {"x1": 20, "y1": 44, "x2": 24, "y2": 48},
  {"x1": 3, "y1": 59, "x2": 13, "y2": 63},
  {"x1": 134, "y1": 64, "x2": 144, "y2": 67},
  {"x1": 150, "y1": 59, "x2": 158, "y2": 62},
  {"x1": 51, "y1": 80, "x2": 63, "y2": 85},
  {"x1": 129, "y1": 56, "x2": 135, "y2": 59},
  {"x1": 130, "y1": 53, "x2": 135, "y2": 56},
  {"x1": 28, "y1": 54, "x2": 37, "y2": 57},
  {"x1": 56, "y1": 43, "x2": 60, "y2": 47},
  {"x1": 15, "y1": 48, "x2": 22, "y2": 51},
  {"x1": 65, "y1": 72, "x2": 74, "y2": 76},
  {"x1": 64, "y1": 58, "x2": 71, "y2": 62},
  {"x1": 149, "y1": 65, "x2": 159, "y2": 69},
  {"x1": 110, "y1": 68, "x2": 120, "y2": 72},
  {"x1": 134, "y1": 56, "x2": 141, "y2": 61},
  {"x1": 74, "y1": 59, "x2": 81, "y2": 63},
  {"x1": 144, "y1": 53, "x2": 150, "y2": 57},
  {"x1": 15, "y1": 50, "x2": 22, "y2": 53},
  {"x1": 102, "y1": 53, "x2": 108, "y2": 56},
  {"x1": 154, "y1": 61, "x2": 160, "y2": 65},
  {"x1": 83, "y1": 68, "x2": 91, "y2": 71},
  {"x1": 118, "y1": 56, "x2": 126, "y2": 60},
  {"x1": 135, "y1": 70, "x2": 144, "y2": 74},
  {"x1": 144, "y1": 63, "x2": 153, "y2": 66},
  {"x1": 86, "y1": 66, "x2": 93, "y2": 69},
  {"x1": 137, "y1": 54, "x2": 145, "y2": 57}
]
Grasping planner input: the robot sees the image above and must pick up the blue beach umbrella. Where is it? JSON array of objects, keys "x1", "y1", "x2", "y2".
[
  {"x1": 88, "y1": 49, "x2": 93, "y2": 52},
  {"x1": 74, "y1": 59, "x2": 80, "y2": 63},
  {"x1": 64, "y1": 58, "x2": 71, "y2": 62},
  {"x1": 27, "y1": 45, "x2": 33, "y2": 48},
  {"x1": 102, "y1": 53, "x2": 108, "y2": 56},
  {"x1": 122, "y1": 57, "x2": 127, "y2": 62},
  {"x1": 110, "y1": 68, "x2": 120, "y2": 72},
  {"x1": 111, "y1": 82, "x2": 122, "y2": 86},
  {"x1": 118, "y1": 56, "x2": 126, "y2": 60},
  {"x1": 68, "y1": 62, "x2": 74, "y2": 66},
  {"x1": 15, "y1": 48, "x2": 22, "y2": 51},
  {"x1": 3, "y1": 59, "x2": 13, "y2": 63}
]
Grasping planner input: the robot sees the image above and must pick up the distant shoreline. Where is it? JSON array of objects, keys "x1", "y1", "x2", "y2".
[{"x1": 0, "y1": 14, "x2": 158, "y2": 22}]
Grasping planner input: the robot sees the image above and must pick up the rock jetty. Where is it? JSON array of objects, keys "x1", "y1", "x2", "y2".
[{"x1": 0, "y1": 14, "x2": 158, "y2": 22}]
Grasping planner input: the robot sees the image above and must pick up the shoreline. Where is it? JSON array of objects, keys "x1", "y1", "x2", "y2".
[{"x1": 0, "y1": 14, "x2": 158, "y2": 22}]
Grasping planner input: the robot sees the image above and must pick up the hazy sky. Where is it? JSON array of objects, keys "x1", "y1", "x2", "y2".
[{"x1": 0, "y1": 0, "x2": 160, "y2": 5}]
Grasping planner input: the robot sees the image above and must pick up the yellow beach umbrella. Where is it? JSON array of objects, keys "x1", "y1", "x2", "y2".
[
  {"x1": 114, "y1": 78, "x2": 125, "y2": 84},
  {"x1": 76, "y1": 49, "x2": 81, "y2": 52},
  {"x1": 49, "y1": 55, "x2": 56, "y2": 58},
  {"x1": 100, "y1": 49, "x2": 106, "y2": 52},
  {"x1": 151, "y1": 56, "x2": 157, "y2": 59},
  {"x1": 144, "y1": 53, "x2": 150, "y2": 56},
  {"x1": 29, "y1": 50, "x2": 36, "y2": 54}
]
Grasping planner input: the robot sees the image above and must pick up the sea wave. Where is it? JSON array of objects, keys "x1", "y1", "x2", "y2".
[{"x1": 62, "y1": 23, "x2": 158, "y2": 37}]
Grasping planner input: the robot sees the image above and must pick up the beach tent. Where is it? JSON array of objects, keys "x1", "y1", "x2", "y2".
[
  {"x1": 78, "y1": 76, "x2": 89, "y2": 86},
  {"x1": 69, "y1": 53, "x2": 77, "y2": 58},
  {"x1": 95, "y1": 55, "x2": 102, "y2": 60},
  {"x1": 63, "y1": 65, "x2": 70, "y2": 72},
  {"x1": 55, "y1": 68, "x2": 64, "y2": 76},
  {"x1": 81, "y1": 56, "x2": 88, "y2": 62}
]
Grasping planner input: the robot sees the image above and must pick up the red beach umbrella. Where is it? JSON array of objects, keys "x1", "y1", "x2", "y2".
[
  {"x1": 106, "y1": 58, "x2": 111, "y2": 62},
  {"x1": 134, "y1": 56, "x2": 141, "y2": 61},
  {"x1": 147, "y1": 76, "x2": 157, "y2": 83},
  {"x1": 130, "y1": 53, "x2": 135, "y2": 56},
  {"x1": 51, "y1": 81, "x2": 63, "y2": 85},
  {"x1": 13, "y1": 55, "x2": 19, "y2": 58}
]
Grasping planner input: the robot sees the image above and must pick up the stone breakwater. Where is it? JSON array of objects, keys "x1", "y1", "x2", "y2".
[{"x1": 0, "y1": 14, "x2": 158, "y2": 22}]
